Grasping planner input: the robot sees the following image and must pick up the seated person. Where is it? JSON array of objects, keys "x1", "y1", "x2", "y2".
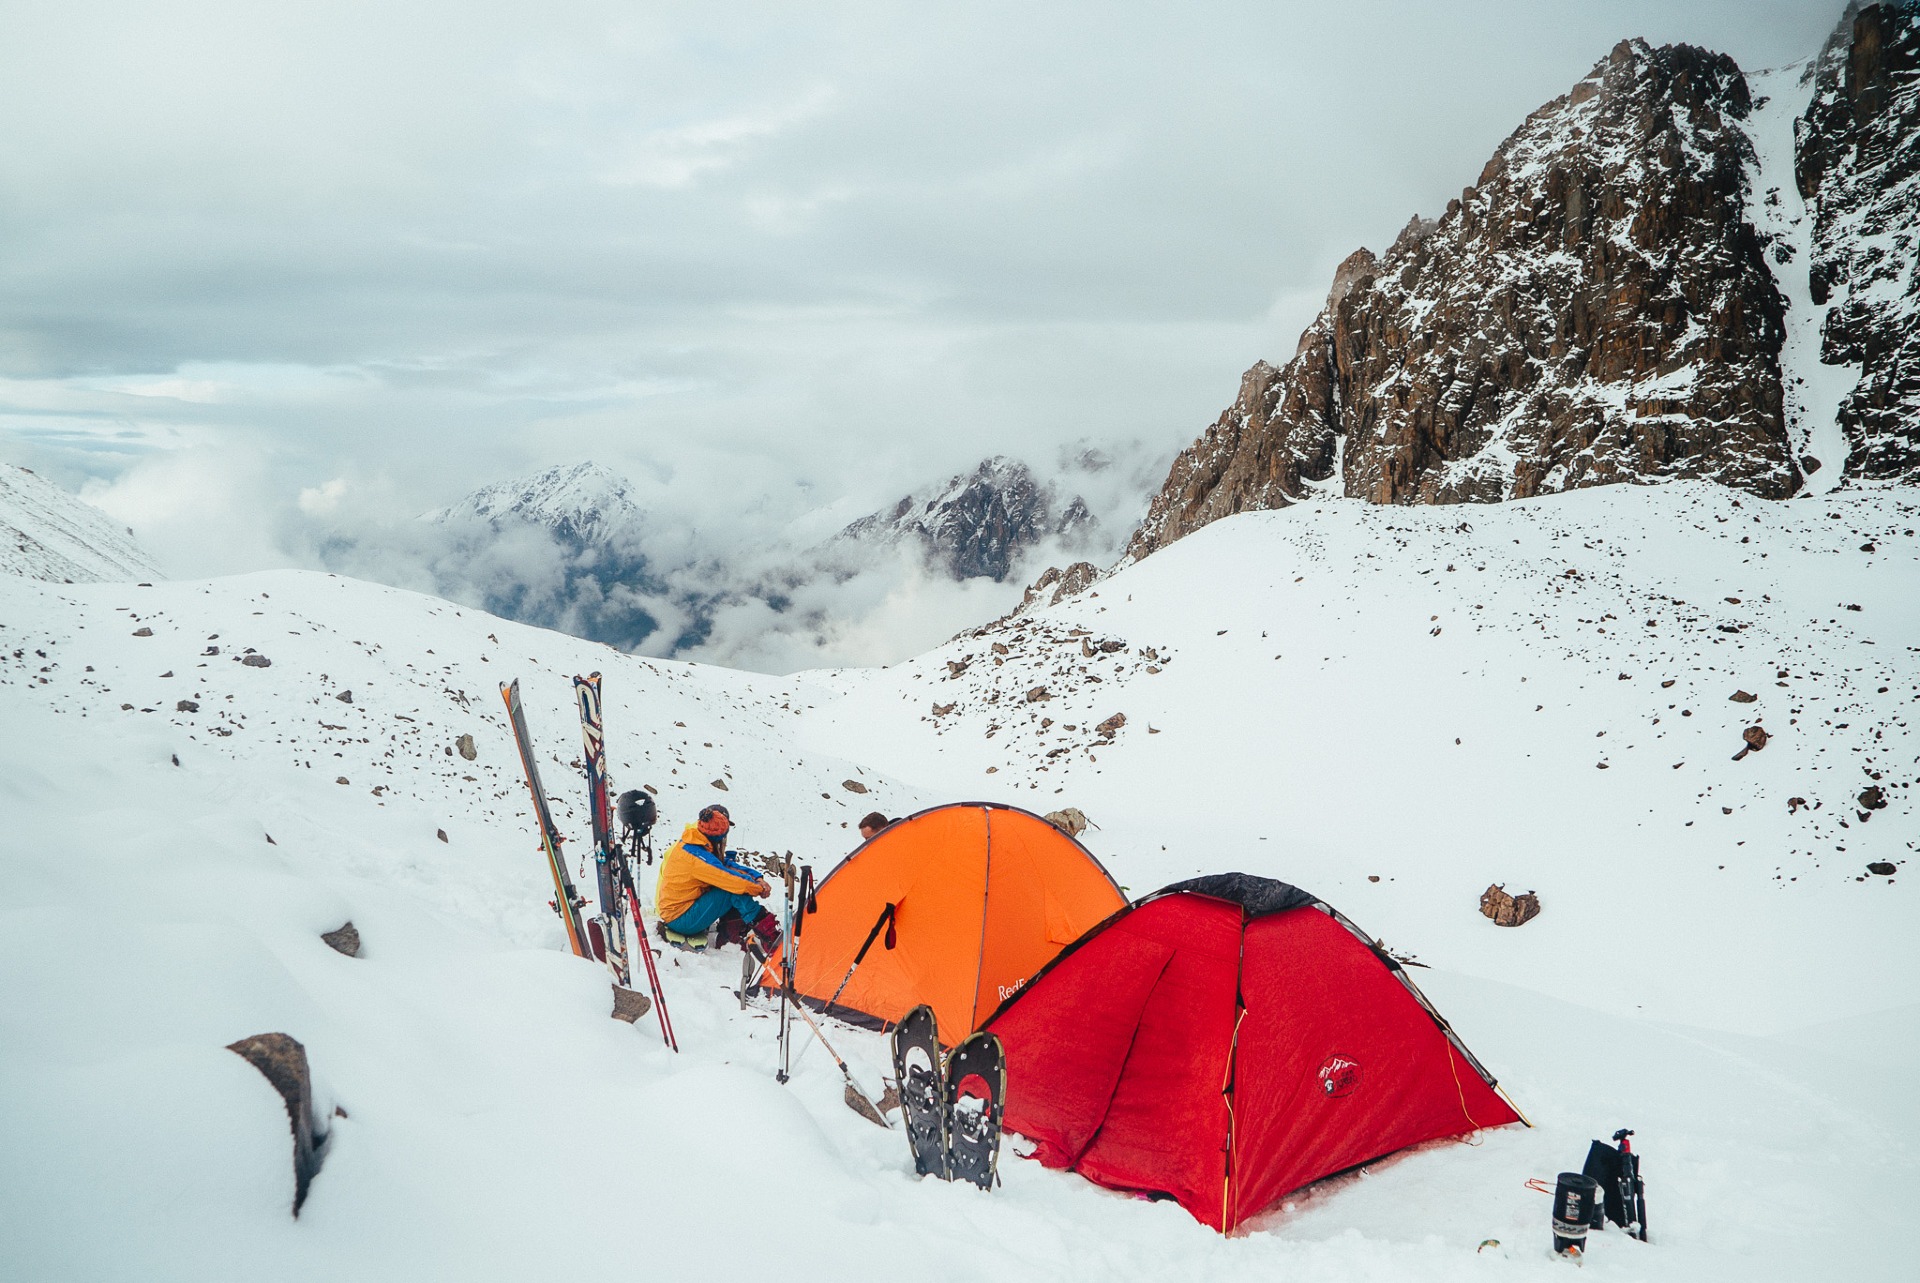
[
  {"x1": 655, "y1": 804, "x2": 780, "y2": 955},
  {"x1": 857, "y1": 811, "x2": 894, "y2": 842}
]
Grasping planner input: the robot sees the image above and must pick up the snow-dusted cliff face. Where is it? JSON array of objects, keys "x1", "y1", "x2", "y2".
[
  {"x1": 834, "y1": 456, "x2": 1095, "y2": 583},
  {"x1": 1796, "y1": 1, "x2": 1920, "y2": 482},
  {"x1": 0, "y1": 464, "x2": 160, "y2": 583},
  {"x1": 1129, "y1": 9, "x2": 1919, "y2": 561}
]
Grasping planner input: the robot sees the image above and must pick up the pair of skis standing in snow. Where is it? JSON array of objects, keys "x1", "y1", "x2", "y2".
[{"x1": 500, "y1": 674, "x2": 676, "y2": 1050}]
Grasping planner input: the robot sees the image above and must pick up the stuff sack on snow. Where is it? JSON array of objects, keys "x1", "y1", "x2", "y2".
[{"x1": 983, "y1": 873, "x2": 1523, "y2": 1232}]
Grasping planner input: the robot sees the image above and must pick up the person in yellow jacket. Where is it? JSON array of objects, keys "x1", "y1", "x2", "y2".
[{"x1": 655, "y1": 804, "x2": 779, "y2": 953}]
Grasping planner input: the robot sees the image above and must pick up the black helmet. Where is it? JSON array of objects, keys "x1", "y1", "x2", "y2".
[{"x1": 618, "y1": 789, "x2": 657, "y2": 833}]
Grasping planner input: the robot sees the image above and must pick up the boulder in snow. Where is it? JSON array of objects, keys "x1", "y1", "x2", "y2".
[
  {"x1": 1044, "y1": 807, "x2": 1094, "y2": 837},
  {"x1": 611, "y1": 986, "x2": 654, "y2": 1023},
  {"x1": 226, "y1": 1032, "x2": 327, "y2": 1216},
  {"x1": 1479, "y1": 884, "x2": 1541, "y2": 927}
]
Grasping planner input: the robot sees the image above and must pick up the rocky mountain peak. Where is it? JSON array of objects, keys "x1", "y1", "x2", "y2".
[
  {"x1": 836, "y1": 455, "x2": 1096, "y2": 582},
  {"x1": 1128, "y1": 35, "x2": 1806, "y2": 560},
  {"x1": 424, "y1": 461, "x2": 646, "y2": 550}
]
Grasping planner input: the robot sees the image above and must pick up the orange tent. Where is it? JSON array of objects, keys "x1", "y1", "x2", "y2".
[{"x1": 768, "y1": 803, "x2": 1127, "y2": 1039}]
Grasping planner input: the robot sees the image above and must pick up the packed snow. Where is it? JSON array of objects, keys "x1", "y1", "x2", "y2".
[
  {"x1": 1, "y1": 480, "x2": 1914, "y2": 1281},
  {"x1": 0, "y1": 463, "x2": 161, "y2": 584}
]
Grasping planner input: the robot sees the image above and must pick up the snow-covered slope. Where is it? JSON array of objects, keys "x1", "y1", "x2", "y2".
[
  {"x1": 0, "y1": 463, "x2": 160, "y2": 583},
  {"x1": 1, "y1": 481, "x2": 1915, "y2": 1280}
]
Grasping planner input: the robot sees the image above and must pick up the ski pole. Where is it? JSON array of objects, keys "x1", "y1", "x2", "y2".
[
  {"x1": 623, "y1": 879, "x2": 678, "y2": 1051},
  {"x1": 820, "y1": 902, "x2": 896, "y2": 1015},
  {"x1": 777, "y1": 859, "x2": 797, "y2": 1083},
  {"x1": 787, "y1": 992, "x2": 889, "y2": 1128}
]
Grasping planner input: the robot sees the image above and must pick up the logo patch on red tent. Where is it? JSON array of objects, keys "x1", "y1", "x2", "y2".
[{"x1": 1318, "y1": 1054, "x2": 1362, "y2": 1098}]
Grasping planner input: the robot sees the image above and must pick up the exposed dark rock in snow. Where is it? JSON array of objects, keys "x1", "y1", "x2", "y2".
[
  {"x1": 321, "y1": 922, "x2": 360, "y2": 957},
  {"x1": 1012, "y1": 560, "x2": 1102, "y2": 617},
  {"x1": 1479, "y1": 884, "x2": 1543, "y2": 927},
  {"x1": 1796, "y1": 2, "x2": 1920, "y2": 480},
  {"x1": 226, "y1": 1032, "x2": 327, "y2": 1216},
  {"x1": 1044, "y1": 807, "x2": 1093, "y2": 836},
  {"x1": 610, "y1": 986, "x2": 653, "y2": 1023}
]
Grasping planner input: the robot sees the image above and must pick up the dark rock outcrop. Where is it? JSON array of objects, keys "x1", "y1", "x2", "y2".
[
  {"x1": 1130, "y1": 40, "x2": 1801, "y2": 559},
  {"x1": 837, "y1": 457, "x2": 1095, "y2": 582},
  {"x1": 321, "y1": 922, "x2": 360, "y2": 957},
  {"x1": 1011, "y1": 559, "x2": 1101, "y2": 616},
  {"x1": 611, "y1": 986, "x2": 654, "y2": 1023},
  {"x1": 1796, "y1": 2, "x2": 1920, "y2": 481},
  {"x1": 1479, "y1": 884, "x2": 1543, "y2": 927},
  {"x1": 226, "y1": 1033, "x2": 328, "y2": 1216}
]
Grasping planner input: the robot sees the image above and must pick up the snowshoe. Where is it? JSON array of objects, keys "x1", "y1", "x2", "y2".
[
  {"x1": 943, "y1": 1030, "x2": 1006, "y2": 1191},
  {"x1": 891, "y1": 1004, "x2": 947, "y2": 1179}
]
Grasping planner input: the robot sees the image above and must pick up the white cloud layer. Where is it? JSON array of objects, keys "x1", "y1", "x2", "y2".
[{"x1": 0, "y1": 0, "x2": 1843, "y2": 647}]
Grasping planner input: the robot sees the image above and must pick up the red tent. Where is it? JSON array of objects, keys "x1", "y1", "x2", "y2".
[{"x1": 983, "y1": 874, "x2": 1523, "y2": 1231}]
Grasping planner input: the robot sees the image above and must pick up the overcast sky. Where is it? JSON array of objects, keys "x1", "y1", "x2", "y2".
[{"x1": 0, "y1": 0, "x2": 1840, "y2": 574}]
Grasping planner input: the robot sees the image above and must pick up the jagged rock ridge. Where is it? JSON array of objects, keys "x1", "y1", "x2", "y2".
[
  {"x1": 1796, "y1": 1, "x2": 1920, "y2": 482},
  {"x1": 836, "y1": 456, "x2": 1095, "y2": 582},
  {"x1": 0, "y1": 464, "x2": 161, "y2": 583},
  {"x1": 1130, "y1": 38, "x2": 1811, "y2": 559}
]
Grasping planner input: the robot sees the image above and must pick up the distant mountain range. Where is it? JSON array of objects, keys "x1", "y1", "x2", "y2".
[{"x1": 355, "y1": 448, "x2": 1158, "y2": 667}]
